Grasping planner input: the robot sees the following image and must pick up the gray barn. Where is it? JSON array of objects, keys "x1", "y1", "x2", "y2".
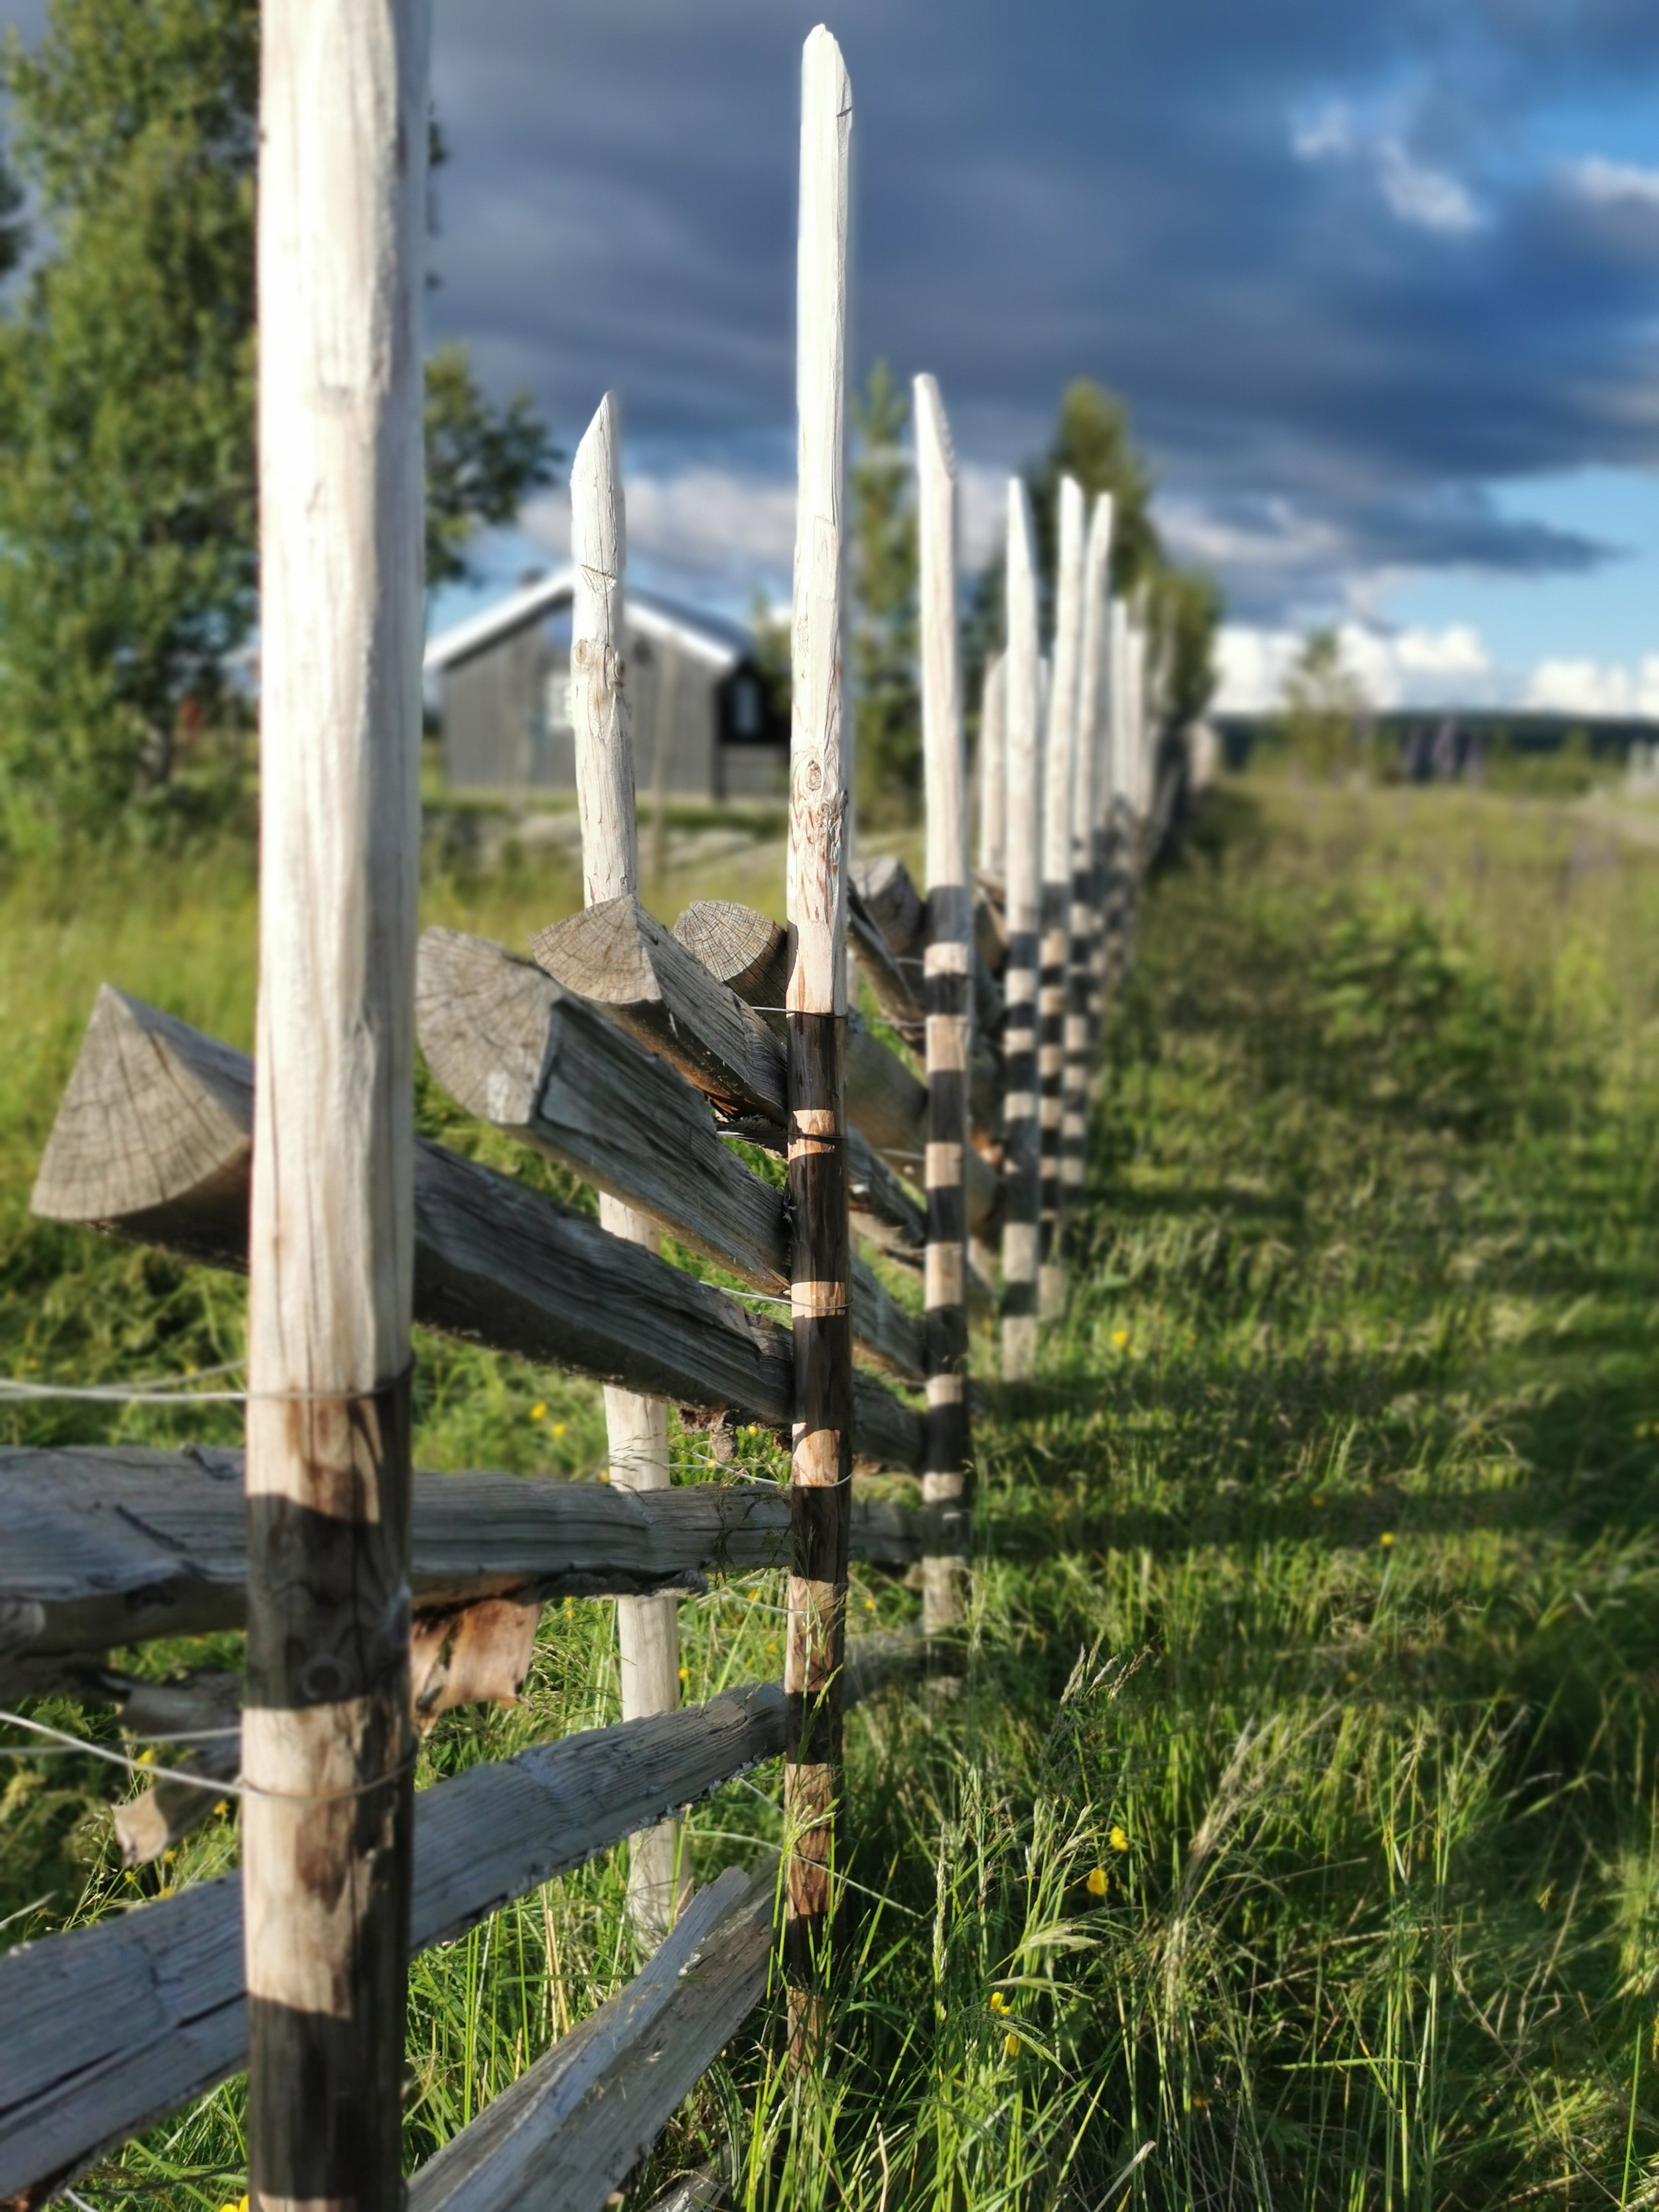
[{"x1": 425, "y1": 569, "x2": 790, "y2": 800}]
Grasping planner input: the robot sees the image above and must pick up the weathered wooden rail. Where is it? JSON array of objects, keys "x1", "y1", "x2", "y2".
[{"x1": 0, "y1": 19, "x2": 1181, "y2": 2211}]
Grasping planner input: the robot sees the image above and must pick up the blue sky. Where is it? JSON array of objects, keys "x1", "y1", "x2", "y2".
[{"x1": 7, "y1": 0, "x2": 1659, "y2": 714}]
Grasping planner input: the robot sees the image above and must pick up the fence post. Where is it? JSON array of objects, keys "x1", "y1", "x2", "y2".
[
  {"x1": 914, "y1": 374, "x2": 970, "y2": 1643},
  {"x1": 999, "y1": 480, "x2": 1043, "y2": 1382},
  {"x1": 977, "y1": 651, "x2": 1006, "y2": 891},
  {"x1": 243, "y1": 5, "x2": 428, "y2": 2206},
  {"x1": 1039, "y1": 477, "x2": 1085, "y2": 1321},
  {"x1": 784, "y1": 23, "x2": 853, "y2": 2054},
  {"x1": 569, "y1": 390, "x2": 685, "y2": 1945},
  {"x1": 1062, "y1": 494, "x2": 1114, "y2": 1209}
]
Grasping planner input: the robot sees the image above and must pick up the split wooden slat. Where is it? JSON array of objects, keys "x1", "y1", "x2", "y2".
[
  {"x1": 1038, "y1": 475, "x2": 1085, "y2": 1322},
  {"x1": 668, "y1": 900, "x2": 1000, "y2": 1234},
  {"x1": 999, "y1": 479, "x2": 1043, "y2": 1380},
  {"x1": 419, "y1": 924, "x2": 926, "y2": 1286},
  {"x1": 245, "y1": 1, "x2": 429, "y2": 2201},
  {"x1": 783, "y1": 23, "x2": 854, "y2": 2053},
  {"x1": 0, "y1": 1651, "x2": 925, "y2": 2209},
  {"x1": 532, "y1": 896, "x2": 787, "y2": 1128},
  {"x1": 0, "y1": 1445, "x2": 943, "y2": 1696},
  {"x1": 913, "y1": 373, "x2": 972, "y2": 1641},
  {"x1": 29, "y1": 994, "x2": 924, "y2": 1471},
  {"x1": 406, "y1": 1866, "x2": 771, "y2": 2212}
]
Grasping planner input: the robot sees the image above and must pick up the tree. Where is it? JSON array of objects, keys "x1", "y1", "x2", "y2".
[
  {"x1": 1031, "y1": 378, "x2": 1160, "y2": 603},
  {"x1": 1153, "y1": 565, "x2": 1223, "y2": 727},
  {"x1": 1279, "y1": 628, "x2": 1366, "y2": 774},
  {"x1": 849, "y1": 360, "x2": 919, "y2": 824},
  {"x1": 0, "y1": 0, "x2": 555, "y2": 842}
]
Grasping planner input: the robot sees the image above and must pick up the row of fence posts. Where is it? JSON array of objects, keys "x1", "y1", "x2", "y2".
[{"x1": 234, "y1": 9, "x2": 1167, "y2": 2204}]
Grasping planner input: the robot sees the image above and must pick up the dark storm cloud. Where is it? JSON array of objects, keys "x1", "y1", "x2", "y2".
[
  {"x1": 421, "y1": 0, "x2": 1659, "y2": 616},
  {"x1": 7, "y1": 0, "x2": 1651, "y2": 619}
]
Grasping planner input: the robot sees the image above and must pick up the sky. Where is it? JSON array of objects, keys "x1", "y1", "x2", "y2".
[{"x1": 8, "y1": 0, "x2": 1659, "y2": 715}]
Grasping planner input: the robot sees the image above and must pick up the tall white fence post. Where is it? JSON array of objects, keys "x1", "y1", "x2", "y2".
[
  {"x1": 569, "y1": 391, "x2": 685, "y2": 1945},
  {"x1": 999, "y1": 481, "x2": 1043, "y2": 1381},
  {"x1": 1038, "y1": 476, "x2": 1084, "y2": 1321},
  {"x1": 244, "y1": 3, "x2": 429, "y2": 2203},
  {"x1": 914, "y1": 373, "x2": 970, "y2": 1639}
]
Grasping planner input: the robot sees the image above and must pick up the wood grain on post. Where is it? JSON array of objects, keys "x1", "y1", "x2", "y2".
[
  {"x1": 914, "y1": 374, "x2": 972, "y2": 1640},
  {"x1": 977, "y1": 650, "x2": 1006, "y2": 890},
  {"x1": 1062, "y1": 494, "x2": 1114, "y2": 1201},
  {"x1": 244, "y1": 4, "x2": 428, "y2": 2205},
  {"x1": 1038, "y1": 477, "x2": 1084, "y2": 1321},
  {"x1": 999, "y1": 480, "x2": 1043, "y2": 1380},
  {"x1": 569, "y1": 392, "x2": 685, "y2": 1945},
  {"x1": 647, "y1": 634, "x2": 682, "y2": 889},
  {"x1": 784, "y1": 23, "x2": 853, "y2": 2049}
]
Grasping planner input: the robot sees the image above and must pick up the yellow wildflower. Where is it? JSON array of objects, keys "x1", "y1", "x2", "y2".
[
  {"x1": 678, "y1": 1666, "x2": 689, "y2": 1685},
  {"x1": 1109, "y1": 1824, "x2": 1129, "y2": 1854},
  {"x1": 1110, "y1": 1326, "x2": 1130, "y2": 1351},
  {"x1": 1379, "y1": 1530, "x2": 1396, "y2": 1548},
  {"x1": 552, "y1": 1422, "x2": 567, "y2": 1438},
  {"x1": 1086, "y1": 1866, "x2": 1108, "y2": 1897},
  {"x1": 530, "y1": 1402, "x2": 546, "y2": 1421},
  {"x1": 1003, "y1": 2030, "x2": 1019, "y2": 2057},
  {"x1": 989, "y1": 1990, "x2": 1009, "y2": 2014}
]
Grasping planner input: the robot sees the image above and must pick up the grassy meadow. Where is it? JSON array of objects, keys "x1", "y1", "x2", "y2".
[{"x1": 5, "y1": 774, "x2": 1659, "y2": 2208}]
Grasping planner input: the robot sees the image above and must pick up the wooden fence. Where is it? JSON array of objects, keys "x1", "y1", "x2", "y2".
[{"x1": 0, "y1": 19, "x2": 1177, "y2": 2212}]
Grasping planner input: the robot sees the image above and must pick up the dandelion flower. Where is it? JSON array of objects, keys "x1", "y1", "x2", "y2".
[
  {"x1": 530, "y1": 1402, "x2": 546, "y2": 1422},
  {"x1": 1003, "y1": 2030, "x2": 1019, "y2": 2057},
  {"x1": 1379, "y1": 1530, "x2": 1395, "y2": 1548},
  {"x1": 552, "y1": 1422, "x2": 567, "y2": 1438},
  {"x1": 1109, "y1": 1824, "x2": 1129, "y2": 1854},
  {"x1": 678, "y1": 1666, "x2": 689, "y2": 1685},
  {"x1": 1110, "y1": 1326, "x2": 1130, "y2": 1351},
  {"x1": 1086, "y1": 1866, "x2": 1108, "y2": 1897}
]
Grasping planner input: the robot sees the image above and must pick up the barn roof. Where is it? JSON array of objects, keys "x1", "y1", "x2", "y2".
[{"x1": 424, "y1": 567, "x2": 753, "y2": 678}]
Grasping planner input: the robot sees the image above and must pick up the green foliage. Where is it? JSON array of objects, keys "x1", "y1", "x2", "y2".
[
  {"x1": 1152, "y1": 563, "x2": 1222, "y2": 726},
  {"x1": 9, "y1": 784, "x2": 1659, "y2": 2204},
  {"x1": 0, "y1": 0, "x2": 555, "y2": 848},
  {"x1": 965, "y1": 379, "x2": 1222, "y2": 745},
  {"x1": 1274, "y1": 625, "x2": 1367, "y2": 774},
  {"x1": 850, "y1": 361, "x2": 920, "y2": 825},
  {"x1": 424, "y1": 344, "x2": 557, "y2": 591},
  {"x1": 1030, "y1": 378, "x2": 1159, "y2": 599}
]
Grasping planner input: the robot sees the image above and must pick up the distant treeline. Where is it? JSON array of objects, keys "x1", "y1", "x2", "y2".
[{"x1": 1218, "y1": 710, "x2": 1659, "y2": 794}]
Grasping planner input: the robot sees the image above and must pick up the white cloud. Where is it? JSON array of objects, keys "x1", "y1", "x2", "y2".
[
  {"x1": 1291, "y1": 102, "x2": 1481, "y2": 236},
  {"x1": 1216, "y1": 620, "x2": 1492, "y2": 713},
  {"x1": 1523, "y1": 654, "x2": 1659, "y2": 717},
  {"x1": 1291, "y1": 102, "x2": 1353, "y2": 163},
  {"x1": 1567, "y1": 156, "x2": 1659, "y2": 212},
  {"x1": 1375, "y1": 140, "x2": 1481, "y2": 237},
  {"x1": 523, "y1": 465, "x2": 798, "y2": 600}
]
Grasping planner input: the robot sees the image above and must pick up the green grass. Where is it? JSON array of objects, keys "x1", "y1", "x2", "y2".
[{"x1": 6, "y1": 775, "x2": 1659, "y2": 2207}]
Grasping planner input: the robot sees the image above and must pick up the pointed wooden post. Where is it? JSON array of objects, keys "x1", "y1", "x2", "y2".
[
  {"x1": 1038, "y1": 477, "x2": 1084, "y2": 1321},
  {"x1": 1062, "y1": 494, "x2": 1114, "y2": 1205},
  {"x1": 569, "y1": 391, "x2": 685, "y2": 1945},
  {"x1": 999, "y1": 481, "x2": 1043, "y2": 1381},
  {"x1": 244, "y1": 6, "x2": 428, "y2": 2207},
  {"x1": 976, "y1": 650, "x2": 1006, "y2": 889},
  {"x1": 913, "y1": 374, "x2": 970, "y2": 1641},
  {"x1": 1099, "y1": 594, "x2": 1133, "y2": 998},
  {"x1": 783, "y1": 22, "x2": 853, "y2": 2054}
]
